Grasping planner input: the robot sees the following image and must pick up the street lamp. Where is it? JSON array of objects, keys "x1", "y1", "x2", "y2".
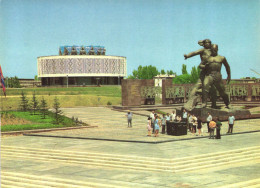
[
  {"x1": 67, "y1": 75, "x2": 68, "y2": 88},
  {"x1": 6, "y1": 77, "x2": 8, "y2": 88}
]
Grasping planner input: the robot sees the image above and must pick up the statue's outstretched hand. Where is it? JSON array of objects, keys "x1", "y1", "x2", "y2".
[
  {"x1": 227, "y1": 76, "x2": 231, "y2": 84},
  {"x1": 184, "y1": 54, "x2": 188, "y2": 60}
]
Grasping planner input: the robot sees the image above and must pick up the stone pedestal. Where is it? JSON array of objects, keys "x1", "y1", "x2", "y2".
[{"x1": 176, "y1": 106, "x2": 251, "y2": 122}]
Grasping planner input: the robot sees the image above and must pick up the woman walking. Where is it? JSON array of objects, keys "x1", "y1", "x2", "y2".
[
  {"x1": 209, "y1": 118, "x2": 216, "y2": 139},
  {"x1": 154, "y1": 115, "x2": 160, "y2": 137},
  {"x1": 216, "y1": 117, "x2": 222, "y2": 139},
  {"x1": 197, "y1": 116, "x2": 203, "y2": 136},
  {"x1": 147, "y1": 117, "x2": 152, "y2": 136}
]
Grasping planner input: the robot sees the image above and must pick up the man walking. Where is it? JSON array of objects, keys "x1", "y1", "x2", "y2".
[
  {"x1": 227, "y1": 114, "x2": 235, "y2": 134},
  {"x1": 206, "y1": 112, "x2": 212, "y2": 133},
  {"x1": 126, "y1": 110, "x2": 133, "y2": 128}
]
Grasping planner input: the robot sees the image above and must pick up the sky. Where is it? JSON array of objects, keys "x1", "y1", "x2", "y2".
[{"x1": 0, "y1": 0, "x2": 259, "y2": 79}]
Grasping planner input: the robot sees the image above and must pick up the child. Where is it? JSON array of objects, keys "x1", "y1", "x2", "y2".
[
  {"x1": 192, "y1": 114, "x2": 197, "y2": 135},
  {"x1": 161, "y1": 114, "x2": 166, "y2": 134},
  {"x1": 216, "y1": 117, "x2": 222, "y2": 139},
  {"x1": 209, "y1": 118, "x2": 216, "y2": 139},
  {"x1": 154, "y1": 116, "x2": 160, "y2": 137},
  {"x1": 147, "y1": 117, "x2": 152, "y2": 136}
]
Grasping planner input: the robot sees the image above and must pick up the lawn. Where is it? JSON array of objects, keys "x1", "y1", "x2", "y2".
[
  {"x1": 0, "y1": 86, "x2": 122, "y2": 110},
  {"x1": 1, "y1": 111, "x2": 81, "y2": 132}
]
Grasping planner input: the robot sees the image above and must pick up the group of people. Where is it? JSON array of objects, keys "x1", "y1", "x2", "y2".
[
  {"x1": 126, "y1": 109, "x2": 236, "y2": 139},
  {"x1": 206, "y1": 112, "x2": 236, "y2": 139}
]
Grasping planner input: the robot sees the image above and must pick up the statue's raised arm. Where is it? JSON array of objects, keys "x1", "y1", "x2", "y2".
[
  {"x1": 223, "y1": 57, "x2": 231, "y2": 84},
  {"x1": 184, "y1": 48, "x2": 205, "y2": 60}
]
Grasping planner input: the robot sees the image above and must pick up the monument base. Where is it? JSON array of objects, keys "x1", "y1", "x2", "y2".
[{"x1": 176, "y1": 106, "x2": 251, "y2": 121}]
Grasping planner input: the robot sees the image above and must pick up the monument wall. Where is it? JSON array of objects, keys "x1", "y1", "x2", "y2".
[{"x1": 121, "y1": 79, "x2": 154, "y2": 106}]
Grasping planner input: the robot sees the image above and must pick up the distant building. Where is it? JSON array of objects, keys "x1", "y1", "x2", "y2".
[
  {"x1": 38, "y1": 45, "x2": 127, "y2": 86},
  {"x1": 154, "y1": 74, "x2": 176, "y2": 87},
  {"x1": 231, "y1": 78, "x2": 260, "y2": 84},
  {"x1": 19, "y1": 79, "x2": 41, "y2": 88}
]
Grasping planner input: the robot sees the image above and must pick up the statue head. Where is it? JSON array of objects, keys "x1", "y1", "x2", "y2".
[
  {"x1": 198, "y1": 39, "x2": 211, "y2": 49},
  {"x1": 203, "y1": 39, "x2": 212, "y2": 49},
  {"x1": 211, "y1": 44, "x2": 218, "y2": 56}
]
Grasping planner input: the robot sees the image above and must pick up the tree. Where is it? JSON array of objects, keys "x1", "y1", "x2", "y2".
[
  {"x1": 20, "y1": 91, "x2": 29, "y2": 111},
  {"x1": 182, "y1": 64, "x2": 188, "y2": 75},
  {"x1": 161, "y1": 69, "x2": 166, "y2": 75},
  {"x1": 167, "y1": 70, "x2": 175, "y2": 75},
  {"x1": 128, "y1": 65, "x2": 159, "y2": 79},
  {"x1": 8, "y1": 76, "x2": 21, "y2": 88},
  {"x1": 190, "y1": 66, "x2": 201, "y2": 83},
  {"x1": 31, "y1": 91, "x2": 39, "y2": 115},
  {"x1": 173, "y1": 64, "x2": 200, "y2": 84},
  {"x1": 40, "y1": 97, "x2": 48, "y2": 119},
  {"x1": 173, "y1": 74, "x2": 193, "y2": 84},
  {"x1": 34, "y1": 75, "x2": 39, "y2": 81},
  {"x1": 53, "y1": 97, "x2": 63, "y2": 124}
]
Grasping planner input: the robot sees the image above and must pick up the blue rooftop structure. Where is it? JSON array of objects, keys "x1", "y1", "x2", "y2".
[{"x1": 59, "y1": 45, "x2": 106, "y2": 55}]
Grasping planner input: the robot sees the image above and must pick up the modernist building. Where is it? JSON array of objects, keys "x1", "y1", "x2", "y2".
[{"x1": 37, "y1": 45, "x2": 127, "y2": 86}]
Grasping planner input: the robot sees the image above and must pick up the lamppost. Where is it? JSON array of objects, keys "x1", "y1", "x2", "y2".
[
  {"x1": 6, "y1": 77, "x2": 8, "y2": 88},
  {"x1": 67, "y1": 75, "x2": 68, "y2": 88}
]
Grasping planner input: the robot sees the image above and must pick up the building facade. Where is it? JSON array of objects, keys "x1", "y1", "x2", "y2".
[{"x1": 37, "y1": 46, "x2": 127, "y2": 86}]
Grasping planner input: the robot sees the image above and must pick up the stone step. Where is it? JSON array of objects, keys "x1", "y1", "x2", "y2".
[
  {"x1": 3, "y1": 145, "x2": 260, "y2": 164},
  {"x1": 2, "y1": 145, "x2": 260, "y2": 173},
  {"x1": 217, "y1": 178, "x2": 260, "y2": 188},
  {"x1": 2, "y1": 171, "x2": 153, "y2": 188}
]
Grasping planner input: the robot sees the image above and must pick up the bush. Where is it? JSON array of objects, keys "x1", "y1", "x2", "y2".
[{"x1": 107, "y1": 101, "x2": 112, "y2": 105}]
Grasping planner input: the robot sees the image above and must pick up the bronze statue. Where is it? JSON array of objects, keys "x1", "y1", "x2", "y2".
[
  {"x1": 64, "y1": 47, "x2": 69, "y2": 55},
  {"x1": 89, "y1": 47, "x2": 95, "y2": 55},
  {"x1": 59, "y1": 48, "x2": 62, "y2": 56},
  {"x1": 202, "y1": 44, "x2": 231, "y2": 108},
  {"x1": 183, "y1": 40, "x2": 231, "y2": 111},
  {"x1": 79, "y1": 46, "x2": 87, "y2": 55},
  {"x1": 102, "y1": 48, "x2": 106, "y2": 55},
  {"x1": 71, "y1": 47, "x2": 78, "y2": 55},
  {"x1": 97, "y1": 48, "x2": 102, "y2": 55},
  {"x1": 184, "y1": 39, "x2": 215, "y2": 111}
]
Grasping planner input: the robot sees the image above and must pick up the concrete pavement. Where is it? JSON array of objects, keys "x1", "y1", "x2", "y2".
[{"x1": 1, "y1": 107, "x2": 260, "y2": 187}]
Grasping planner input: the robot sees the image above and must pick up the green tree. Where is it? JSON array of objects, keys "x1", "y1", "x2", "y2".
[
  {"x1": 129, "y1": 65, "x2": 159, "y2": 79},
  {"x1": 190, "y1": 66, "x2": 201, "y2": 83},
  {"x1": 40, "y1": 97, "x2": 48, "y2": 119},
  {"x1": 161, "y1": 69, "x2": 166, "y2": 75},
  {"x1": 182, "y1": 64, "x2": 188, "y2": 75},
  {"x1": 173, "y1": 64, "x2": 200, "y2": 84},
  {"x1": 8, "y1": 76, "x2": 21, "y2": 88},
  {"x1": 20, "y1": 91, "x2": 29, "y2": 111},
  {"x1": 31, "y1": 91, "x2": 39, "y2": 115},
  {"x1": 167, "y1": 70, "x2": 175, "y2": 75},
  {"x1": 53, "y1": 97, "x2": 63, "y2": 124},
  {"x1": 173, "y1": 74, "x2": 193, "y2": 84}
]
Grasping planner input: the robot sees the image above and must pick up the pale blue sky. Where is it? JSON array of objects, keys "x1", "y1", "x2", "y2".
[{"x1": 0, "y1": 0, "x2": 259, "y2": 79}]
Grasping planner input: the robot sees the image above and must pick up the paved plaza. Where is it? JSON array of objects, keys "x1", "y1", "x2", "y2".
[{"x1": 1, "y1": 107, "x2": 260, "y2": 187}]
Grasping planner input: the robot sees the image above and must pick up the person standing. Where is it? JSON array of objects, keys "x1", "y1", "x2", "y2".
[
  {"x1": 197, "y1": 116, "x2": 203, "y2": 136},
  {"x1": 206, "y1": 112, "x2": 212, "y2": 133},
  {"x1": 188, "y1": 113, "x2": 193, "y2": 132},
  {"x1": 154, "y1": 116, "x2": 160, "y2": 137},
  {"x1": 216, "y1": 117, "x2": 222, "y2": 139},
  {"x1": 150, "y1": 111, "x2": 155, "y2": 133},
  {"x1": 147, "y1": 117, "x2": 152, "y2": 136},
  {"x1": 161, "y1": 114, "x2": 166, "y2": 134},
  {"x1": 192, "y1": 114, "x2": 197, "y2": 135},
  {"x1": 209, "y1": 118, "x2": 216, "y2": 139},
  {"x1": 165, "y1": 113, "x2": 171, "y2": 134},
  {"x1": 126, "y1": 110, "x2": 133, "y2": 128},
  {"x1": 227, "y1": 114, "x2": 235, "y2": 134},
  {"x1": 170, "y1": 110, "x2": 176, "y2": 121},
  {"x1": 182, "y1": 109, "x2": 188, "y2": 124}
]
